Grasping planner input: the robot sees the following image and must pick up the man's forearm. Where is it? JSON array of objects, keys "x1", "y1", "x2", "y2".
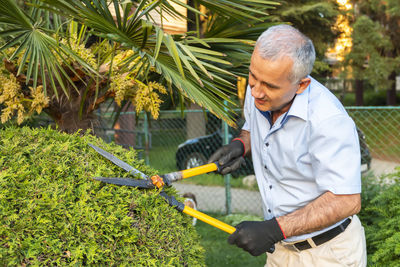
[
  {"x1": 276, "y1": 192, "x2": 361, "y2": 238},
  {"x1": 237, "y1": 130, "x2": 251, "y2": 156}
]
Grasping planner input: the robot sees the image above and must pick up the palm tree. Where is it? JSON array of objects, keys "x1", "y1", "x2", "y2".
[{"x1": 0, "y1": 0, "x2": 277, "y2": 132}]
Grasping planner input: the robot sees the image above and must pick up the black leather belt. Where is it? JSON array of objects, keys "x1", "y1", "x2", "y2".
[{"x1": 293, "y1": 218, "x2": 352, "y2": 251}]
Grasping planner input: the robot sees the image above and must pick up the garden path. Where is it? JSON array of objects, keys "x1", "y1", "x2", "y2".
[{"x1": 173, "y1": 183, "x2": 263, "y2": 216}]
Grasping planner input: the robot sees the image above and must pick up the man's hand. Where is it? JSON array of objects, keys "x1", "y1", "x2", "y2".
[
  {"x1": 228, "y1": 218, "x2": 285, "y2": 256},
  {"x1": 207, "y1": 139, "x2": 245, "y2": 175}
]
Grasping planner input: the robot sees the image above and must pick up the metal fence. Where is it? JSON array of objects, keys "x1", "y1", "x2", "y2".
[{"x1": 95, "y1": 107, "x2": 400, "y2": 216}]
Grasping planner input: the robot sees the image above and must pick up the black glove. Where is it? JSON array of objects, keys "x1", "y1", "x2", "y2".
[
  {"x1": 208, "y1": 139, "x2": 245, "y2": 175},
  {"x1": 228, "y1": 218, "x2": 285, "y2": 256}
]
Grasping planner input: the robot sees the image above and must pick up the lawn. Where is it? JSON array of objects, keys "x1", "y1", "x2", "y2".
[{"x1": 196, "y1": 214, "x2": 266, "y2": 266}]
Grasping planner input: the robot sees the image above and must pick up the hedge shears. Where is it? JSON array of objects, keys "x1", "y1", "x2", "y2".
[{"x1": 89, "y1": 143, "x2": 236, "y2": 234}]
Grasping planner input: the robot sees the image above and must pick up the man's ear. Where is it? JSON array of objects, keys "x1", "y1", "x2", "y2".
[{"x1": 296, "y1": 78, "x2": 311, "y2": 95}]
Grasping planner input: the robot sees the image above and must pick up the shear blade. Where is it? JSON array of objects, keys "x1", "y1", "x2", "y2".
[
  {"x1": 93, "y1": 177, "x2": 155, "y2": 189},
  {"x1": 89, "y1": 143, "x2": 148, "y2": 179}
]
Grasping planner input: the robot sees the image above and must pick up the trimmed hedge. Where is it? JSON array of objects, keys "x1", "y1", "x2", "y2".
[
  {"x1": 360, "y1": 170, "x2": 400, "y2": 266},
  {"x1": 334, "y1": 89, "x2": 400, "y2": 106},
  {"x1": 0, "y1": 127, "x2": 205, "y2": 266}
]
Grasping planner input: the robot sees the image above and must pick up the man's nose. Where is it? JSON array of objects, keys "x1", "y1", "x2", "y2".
[{"x1": 251, "y1": 83, "x2": 264, "y2": 98}]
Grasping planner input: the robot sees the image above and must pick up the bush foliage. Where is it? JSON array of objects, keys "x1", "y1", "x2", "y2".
[
  {"x1": 0, "y1": 127, "x2": 204, "y2": 266},
  {"x1": 360, "y1": 170, "x2": 400, "y2": 266}
]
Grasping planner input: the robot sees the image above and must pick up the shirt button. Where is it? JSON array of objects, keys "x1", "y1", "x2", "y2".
[
  {"x1": 268, "y1": 209, "x2": 271, "y2": 213},
  {"x1": 265, "y1": 142, "x2": 269, "y2": 147},
  {"x1": 264, "y1": 165, "x2": 268, "y2": 170},
  {"x1": 269, "y1": 185, "x2": 272, "y2": 189}
]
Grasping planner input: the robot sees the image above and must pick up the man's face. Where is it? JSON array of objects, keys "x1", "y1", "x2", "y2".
[{"x1": 248, "y1": 47, "x2": 309, "y2": 114}]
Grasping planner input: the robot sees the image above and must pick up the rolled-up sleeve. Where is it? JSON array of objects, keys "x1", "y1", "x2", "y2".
[{"x1": 309, "y1": 115, "x2": 361, "y2": 194}]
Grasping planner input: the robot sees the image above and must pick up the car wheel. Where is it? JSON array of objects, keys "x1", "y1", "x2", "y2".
[{"x1": 183, "y1": 152, "x2": 207, "y2": 169}]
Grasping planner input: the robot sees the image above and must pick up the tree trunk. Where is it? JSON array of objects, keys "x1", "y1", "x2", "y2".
[
  {"x1": 339, "y1": 79, "x2": 346, "y2": 103},
  {"x1": 43, "y1": 80, "x2": 110, "y2": 134},
  {"x1": 386, "y1": 88, "x2": 397, "y2": 106},
  {"x1": 114, "y1": 104, "x2": 136, "y2": 148},
  {"x1": 50, "y1": 111, "x2": 100, "y2": 134},
  {"x1": 355, "y1": 79, "x2": 364, "y2": 106},
  {"x1": 187, "y1": 0, "x2": 197, "y2": 32},
  {"x1": 386, "y1": 72, "x2": 397, "y2": 106}
]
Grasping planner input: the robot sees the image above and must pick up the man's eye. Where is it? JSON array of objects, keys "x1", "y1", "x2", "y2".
[{"x1": 262, "y1": 82, "x2": 276, "y2": 89}]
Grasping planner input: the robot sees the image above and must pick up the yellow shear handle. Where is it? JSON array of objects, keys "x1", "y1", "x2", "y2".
[
  {"x1": 180, "y1": 163, "x2": 218, "y2": 179},
  {"x1": 182, "y1": 206, "x2": 236, "y2": 234}
]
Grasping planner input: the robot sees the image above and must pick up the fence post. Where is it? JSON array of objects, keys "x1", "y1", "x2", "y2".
[
  {"x1": 223, "y1": 102, "x2": 232, "y2": 215},
  {"x1": 143, "y1": 112, "x2": 150, "y2": 165}
]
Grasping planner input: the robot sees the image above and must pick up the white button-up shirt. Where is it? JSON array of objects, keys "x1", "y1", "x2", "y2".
[{"x1": 242, "y1": 76, "x2": 361, "y2": 242}]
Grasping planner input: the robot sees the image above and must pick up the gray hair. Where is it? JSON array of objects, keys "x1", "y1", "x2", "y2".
[{"x1": 255, "y1": 24, "x2": 315, "y2": 83}]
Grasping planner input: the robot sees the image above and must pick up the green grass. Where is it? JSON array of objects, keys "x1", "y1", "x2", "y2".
[
  {"x1": 147, "y1": 145, "x2": 178, "y2": 173},
  {"x1": 196, "y1": 214, "x2": 266, "y2": 266}
]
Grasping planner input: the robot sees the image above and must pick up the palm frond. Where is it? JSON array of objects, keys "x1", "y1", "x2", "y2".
[
  {"x1": 0, "y1": 0, "x2": 98, "y2": 99},
  {"x1": 36, "y1": 0, "x2": 245, "y2": 123},
  {"x1": 1, "y1": 0, "x2": 279, "y2": 125}
]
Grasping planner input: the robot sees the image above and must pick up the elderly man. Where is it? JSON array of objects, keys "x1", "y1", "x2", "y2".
[{"x1": 208, "y1": 25, "x2": 366, "y2": 266}]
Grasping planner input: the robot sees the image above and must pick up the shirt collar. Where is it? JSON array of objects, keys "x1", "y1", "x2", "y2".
[
  {"x1": 258, "y1": 110, "x2": 273, "y2": 126},
  {"x1": 286, "y1": 81, "x2": 309, "y2": 122}
]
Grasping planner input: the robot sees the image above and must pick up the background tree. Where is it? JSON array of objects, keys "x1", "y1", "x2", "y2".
[
  {"x1": 268, "y1": 0, "x2": 340, "y2": 79},
  {"x1": 346, "y1": 0, "x2": 400, "y2": 105},
  {"x1": 0, "y1": 0, "x2": 278, "y2": 133}
]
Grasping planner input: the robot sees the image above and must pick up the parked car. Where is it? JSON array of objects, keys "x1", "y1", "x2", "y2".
[
  {"x1": 358, "y1": 128, "x2": 372, "y2": 172},
  {"x1": 176, "y1": 129, "x2": 253, "y2": 176},
  {"x1": 176, "y1": 128, "x2": 371, "y2": 175}
]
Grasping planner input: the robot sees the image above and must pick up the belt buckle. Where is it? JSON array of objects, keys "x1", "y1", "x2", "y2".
[
  {"x1": 282, "y1": 238, "x2": 315, "y2": 252},
  {"x1": 282, "y1": 242, "x2": 301, "y2": 252}
]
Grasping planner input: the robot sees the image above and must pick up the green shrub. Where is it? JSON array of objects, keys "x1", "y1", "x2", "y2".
[
  {"x1": 360, "y1": 169, "x2": 400, "y2": 266},
  {"x1": 363, "y1": 90, "x2": 387, "y2": 106},
  {"x1": 336, "y1": 92, "x2": 356, "y2": 106},
  {"x1": 333, "y1": 89, "x2": 400, "y2": 107},
  {"x1": 0, "y1": 127, "x2": 204, "y2": 266}
]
